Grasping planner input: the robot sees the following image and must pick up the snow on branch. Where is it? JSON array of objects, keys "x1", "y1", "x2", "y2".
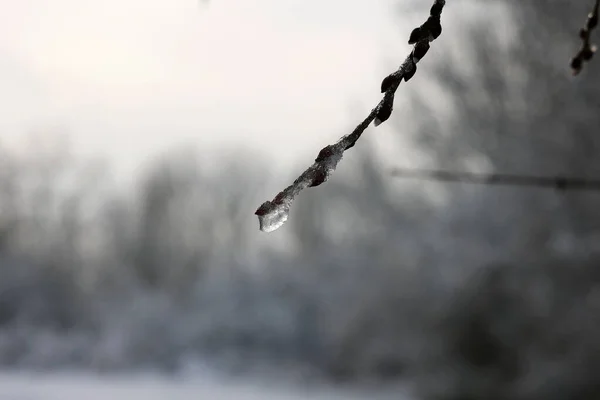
[
  {"x1": 571, "y1": 0, "x2": 599, "y2": 75},
  {"x1": 254, "y1": 0, "x2": 445, "y2": 232}
]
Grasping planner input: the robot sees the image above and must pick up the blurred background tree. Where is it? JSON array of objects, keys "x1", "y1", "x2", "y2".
[{"x1": 0, "y1": 1, "x2": 599, "y2": 400}]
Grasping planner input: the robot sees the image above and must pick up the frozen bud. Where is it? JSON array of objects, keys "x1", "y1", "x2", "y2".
[
  {"x1": 408, "y1": 26, "x2": 426, "y2": 45},
  {"x1": 571, "y1": 55, "x2": 583, "y2": 75},
  {"x1": 273, "y1": 192, "x2": 287, "y2": 204},
  {"x1": 409, "y1": 15, "x2": 442, "y2": 44},
  {"x1": 309, "y1": 167, "x2": 328, "y2": 187},
  {"x1": 255, "y1": 201, "x2": 274, "y2": 216},
  {"x1": 589, "y1": 12, "x2": 598, "y2": 30},
  {"x1": 430, "y1": 0, "x2": 445, "y2": 17},
  {"x1": 256, "y1": 202, "x2": 290, "y2": 232},
  {"x1": 315, "y1": 145, "x2": 335, "y2": 162},
  {"x1": 380, "y1": 72, "x2": 401, "y2": 93},
  {"x1": 374, "y1": 96, "x2": 394, "y2": 127},
  {"x1": 582, "y1": 46, "x2": 596, "y2": 60},
  {"x1": 428, "y1": 16, "x2": 442, "y2": 41},
  {"x1": 403, "y1": 61, "x2": 417, "y2": 82},
  {"x1": 412, "y1": 41, "x2": 430, "y2": 63}
]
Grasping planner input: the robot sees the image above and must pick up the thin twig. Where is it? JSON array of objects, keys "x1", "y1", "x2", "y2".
[
  {"x1": 571, "y1": 0, "x2": 599, "y2": 75},
  {"x1": 254, "y1": 0, "x2": 446, "y2": 232},
  {"x1": 390, "y1": 167, "x2": 600, "y2": 191}
]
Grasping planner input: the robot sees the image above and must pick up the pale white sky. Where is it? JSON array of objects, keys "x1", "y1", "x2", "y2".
[
  {"x1": 0, "y1": 0, "x2": 514, "y2": 182},
  {"x1": 0, "y1": 0, "x2": 415, "y2": 175}
]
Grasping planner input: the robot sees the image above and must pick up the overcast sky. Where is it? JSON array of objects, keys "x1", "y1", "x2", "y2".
[{"x1": 1, "y1": 0, "x2": 429, "y2": 175}]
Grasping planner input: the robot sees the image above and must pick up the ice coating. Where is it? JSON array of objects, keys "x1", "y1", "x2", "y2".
[
  {"x1": 255, "y1": 149, "x2": 345, "y2": 232},
  {"x1": 257, "y1": 202, "x2": 289, "y2": 233},
  {"x1": 253, "y1": 91, "x2": 398, "y2": 234},
  {"x1": 254, "y1": 0, "x2": 446, "y2": 232}
]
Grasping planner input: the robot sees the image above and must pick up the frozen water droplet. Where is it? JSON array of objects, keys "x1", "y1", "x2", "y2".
[
  {"x1": 256, "y1": 202, "x2": 290, "y2": 232},
  {"x1": 255, "y1": 145, "x2": 344, "y2": 232}
]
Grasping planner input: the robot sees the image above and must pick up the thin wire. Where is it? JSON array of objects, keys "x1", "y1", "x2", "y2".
[{"x1": 390, "y1": 168, "x2": 600, "y2": 191}]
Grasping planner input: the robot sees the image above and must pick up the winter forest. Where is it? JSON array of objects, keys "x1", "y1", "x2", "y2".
[{"x1": 1, "y1": 0, "x2": 599, "y2": 399}]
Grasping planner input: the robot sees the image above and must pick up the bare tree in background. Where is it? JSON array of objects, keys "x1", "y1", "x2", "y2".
[{"x1": 392, "y1": 2, "x2": 600, "y2": 399}]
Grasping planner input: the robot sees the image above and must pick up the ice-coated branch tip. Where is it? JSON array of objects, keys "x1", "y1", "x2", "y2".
[{"x1": 254, "y1": 0, "x2": 446, "y2": 232}]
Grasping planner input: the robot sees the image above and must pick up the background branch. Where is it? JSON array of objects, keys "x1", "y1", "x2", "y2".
[
  {"x1": 571, "y1": 0, "x2": 599, "y2": 75},
  {"x1": 389, "y1": 167, "x2": 600, "y2": 191}
]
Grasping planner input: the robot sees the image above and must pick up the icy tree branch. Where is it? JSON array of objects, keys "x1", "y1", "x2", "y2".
[
  {"x1": 571, "y1": 0, "x2": 599, "y2": 75},
  {"x1": 254, "y1": 0, "x2": 446, "y2": 232}
]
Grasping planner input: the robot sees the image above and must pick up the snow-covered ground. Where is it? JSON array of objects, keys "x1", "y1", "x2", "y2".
[{"x1": 0, "y1": 372, "x2": 408, "y2": 400}]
